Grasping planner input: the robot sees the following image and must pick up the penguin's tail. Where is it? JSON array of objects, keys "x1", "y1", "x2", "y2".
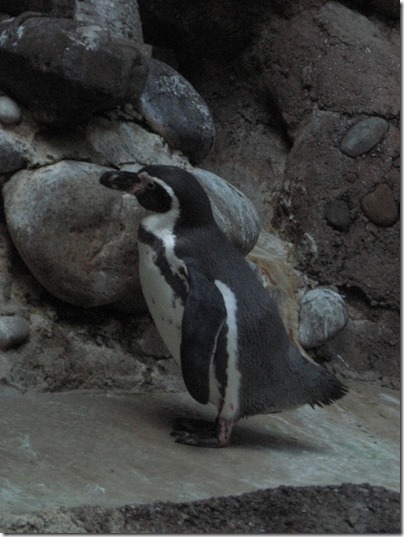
[
  {"x1": 307, "y1": 366, "x2": 349, "y2": 408},
  {"x1": 285, "y1": 347, "x2": 349, "y2": 410}
]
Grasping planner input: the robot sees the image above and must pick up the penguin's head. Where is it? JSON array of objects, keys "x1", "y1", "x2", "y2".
[{"x1": 100, "y1": 165, "x2": 214, "y2": 225}]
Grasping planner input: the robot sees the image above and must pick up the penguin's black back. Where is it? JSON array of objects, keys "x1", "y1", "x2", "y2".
[{"x1": 173, "y1": 221, "x2": 347, "y2": 418}]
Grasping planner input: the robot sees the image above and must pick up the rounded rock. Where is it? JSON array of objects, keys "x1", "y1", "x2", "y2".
[
  {"x1": 299, "y1": 288, "x2": 349, "y2": 349},
  {"x1": 361, "y1": 183, "x2": 398, "y2": 227},
  {"x1": 325, "y1": 199, "x2": 352, "y2": 231},
  {"x1": 136, "y1": 59, "x2": 215, "y2": 165},
  {"x1": 3, "y1": 161, "x2": 145, "y2": 310},
  {"x1": 0, "y1": 95, "x2": 22, "y2": 125},
  {"x1": 340, "y1": 117, "x2": 389, "y2": 157},
  {"x1": 0, "y1": 130, "x2": 27, "y2": 173},
  {"x1": 193, "y1": 168, "x2": 260, "y2": 255},
  {"x1": 0, "y1": 316, "x2": 30, "y2": 350}
]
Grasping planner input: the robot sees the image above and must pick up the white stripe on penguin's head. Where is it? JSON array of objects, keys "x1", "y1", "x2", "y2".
[{"x1": 139, "y1": 173, "x2": 181, "y2": 236}]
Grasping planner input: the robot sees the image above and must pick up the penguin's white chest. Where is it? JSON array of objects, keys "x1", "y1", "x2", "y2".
[{"x1": 138, "y1": 229, "x2": 186, "y2": 365}]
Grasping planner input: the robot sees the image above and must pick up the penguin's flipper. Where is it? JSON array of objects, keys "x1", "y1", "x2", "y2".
[{"x1": 181, "y1": 266, "x2": 227, "y2": 405}]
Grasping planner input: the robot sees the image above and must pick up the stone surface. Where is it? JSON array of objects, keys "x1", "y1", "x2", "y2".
[
  {"x1": 86, "y1": 116, "x2": 190, "y2": 168},
  {"x1": 137, "y1": 59, "x2": 215, "y2": 164},
  {"x1": 361, "y1": 183, "x2": 398, "y2": 227},
  {"x1": 0, "y1": 130, "x2": 27, "y2": 173},
  {"x1": 74, "y1": 0, "x2": 144, "y2": 42},
  {"x1": 299, "y1": 288, "x2": 349, "y2": 349},
  {"x1": 186, "y1": 57, "x2": 289, "y2": 231},
  {"x1": 252, "y1": 1, "x2": 399, "y2": 134},
  {"x1": 0, "y1": 17, "x2": 148, "y2": 126},
  {"x1": 3, "y1": 161, "x2": 145, "y2": 310},
  {"x1": 283, "y1": 110, "x2": 400, "y2": 313},
  {"x1": 193, "y1": 168, "x2": 260, "y2": 255},
  {"x1": 340, "y1": 117, "x2": 389, "y2": 157},
  {"x1": 0, "y1": 316, "x2": 30, "y2": 350},
  {"x1": 0, "y1": 95, "x2": 22, "y2": 125},
  {"x1": 0, "y1": 381, "x2": 399, "y2": 517}
]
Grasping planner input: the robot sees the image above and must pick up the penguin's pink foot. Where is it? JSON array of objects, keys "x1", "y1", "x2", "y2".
[{"x1": 170, "y1": 417, "x2": 233, "y2": 448}]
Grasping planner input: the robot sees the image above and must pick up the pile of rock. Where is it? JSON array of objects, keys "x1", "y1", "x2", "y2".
[{"x1": 0, "y1": 0, "x2": 367, "y2": 393}]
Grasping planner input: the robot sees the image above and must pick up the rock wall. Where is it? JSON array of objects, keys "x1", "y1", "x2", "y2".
[
  {"x1": 0, "y1": 0, "x2": 399, "y2": 394},
  {"x1": 143, "y1": 0, "x2": 399, "y2": 387}
]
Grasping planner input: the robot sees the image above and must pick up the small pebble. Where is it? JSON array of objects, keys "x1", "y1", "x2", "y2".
[
  {"x1": 340, "y1": 117, "x2": 388, "y2": 157},
  {"x1": 325, "y1": 200, "x2": 352, "y2": 231},
  {"x1": 361, "y1": 183, "x2": 398, "y2": 227},
  {"x1": 346, "y1": 173, "x2": 357, "y2": 184},
  {"x1": 0, "y1": 316, "x2": 30, "y2": 350},
  {"x1": 0, "y1": 95, "x2": 22, "y2": 125}
]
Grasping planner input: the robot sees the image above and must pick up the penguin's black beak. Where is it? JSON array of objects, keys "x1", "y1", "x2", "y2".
[{"x1": 100, "y1": 171, "x2": 142, "y2": 193}]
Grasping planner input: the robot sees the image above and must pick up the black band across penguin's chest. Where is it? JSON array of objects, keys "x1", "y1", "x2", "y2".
[{"x1": 138, "y1": 225, "x2": 188, "y2": 304}]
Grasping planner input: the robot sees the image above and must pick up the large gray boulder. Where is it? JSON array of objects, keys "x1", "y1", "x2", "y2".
[
  {"x1": 0, "y1": 16, "x2": 148, "y2": 126},
  {"x1": 3, "y1": 161, "x2": 145, "y2": 310},
  {"x1": 3, "y1": 160, "x2": 260, "y2": 310}
]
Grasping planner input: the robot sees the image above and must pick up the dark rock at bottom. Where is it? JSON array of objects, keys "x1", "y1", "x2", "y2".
[{"x1": 1, "y1": 483, "x2": 399, "y2": 534}]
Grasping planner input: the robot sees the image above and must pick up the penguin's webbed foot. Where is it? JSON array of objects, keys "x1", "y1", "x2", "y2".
[{"x1": 170, "y1": 417, "x2": 233, "y2": 448}]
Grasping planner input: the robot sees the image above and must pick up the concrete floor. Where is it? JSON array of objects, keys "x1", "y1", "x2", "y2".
[{"x1": 0, "y1": 380, "x2": 399, "y2": 515}]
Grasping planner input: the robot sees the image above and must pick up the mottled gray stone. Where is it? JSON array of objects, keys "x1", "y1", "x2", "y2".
[
  {"x1": 299, "y1": 288, "x2": 349, "y2": 349},
  {"x1": 0, "y1": 95, "x2": 22, "y2": 125},
  {"x1": 137, "y1": 59, "x2": 215, "y2": 164},
  {"x1": 0, "y1": 130, "x2": 27, "y2": 173},
  {"x1": 340, "y1": 117, "x2": 389, "y2": 157},
  {"x1": 325, "y1": 200, "x2": 352, "y2": 231},
  {"x1": 361, "y1": 183, "x2": 398, "y2": 227},
  {"x1": 3, "y1": 161, "x2": 146, "y2": 310},
  {"x1": 193, "y1": 168, "x2": 260, "y2": 255},
  {"x1": 0, "y1": 316, "x2": 30, "y2": 350}
]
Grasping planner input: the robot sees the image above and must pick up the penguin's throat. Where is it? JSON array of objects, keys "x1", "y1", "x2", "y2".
[{"x1": 141, "y1": 205, "x2": 180, "y2": 239}]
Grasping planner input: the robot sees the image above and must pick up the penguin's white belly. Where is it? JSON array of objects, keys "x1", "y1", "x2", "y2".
[{"x1": 138, "y1": 240, "x2": 185, "y2": 364}]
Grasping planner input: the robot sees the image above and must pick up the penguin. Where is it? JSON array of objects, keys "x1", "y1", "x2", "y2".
[{"x1": 99, "y1": 165, "x2": 348, "y2": 448}]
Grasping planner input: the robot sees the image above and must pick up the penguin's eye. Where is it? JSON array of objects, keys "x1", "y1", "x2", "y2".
[{"x1": 146, "y1": 182, "x2": 156, "y2": 190}]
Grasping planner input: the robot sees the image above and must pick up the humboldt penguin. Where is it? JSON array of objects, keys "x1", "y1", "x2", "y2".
[{"x1": 100, "y1": 165, "x2": 347, "y2": 447}]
